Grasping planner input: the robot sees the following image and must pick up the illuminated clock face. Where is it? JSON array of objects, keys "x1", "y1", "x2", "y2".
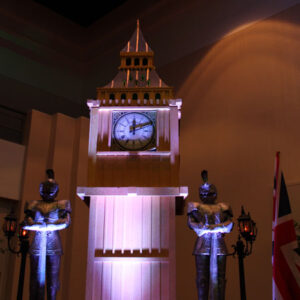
[{"x1": 112, "y1": 112, "x2": 156, "y2": 150}]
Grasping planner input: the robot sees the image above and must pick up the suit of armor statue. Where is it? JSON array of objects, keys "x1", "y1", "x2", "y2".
[
  {"x1": 188, "y1": 170, "x2": 233, "y2": 300},
  {"x1": 24, "y1": 169, "x2": 71, "y2": 300}
]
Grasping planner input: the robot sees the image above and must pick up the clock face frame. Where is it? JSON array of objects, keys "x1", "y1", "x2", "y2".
[{"x1": 111, "y1": 111, "x2": 157, "y2": 151}]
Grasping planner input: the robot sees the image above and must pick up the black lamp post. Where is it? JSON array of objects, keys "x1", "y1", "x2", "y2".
[
  {"x1": 230, "y1": 206, "x2": 257, "y2": 300},
  {"x1": 3, "y1": 211, "x2": 29, "y2": 300}
]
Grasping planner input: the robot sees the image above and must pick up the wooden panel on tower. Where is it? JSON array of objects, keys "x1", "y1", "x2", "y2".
[
  {"x1": 78, "y1": 20, "x2": 188, "y2": 300},
  {"x1": 87, "y1": 99, "x2": 181, "y2": 187}
]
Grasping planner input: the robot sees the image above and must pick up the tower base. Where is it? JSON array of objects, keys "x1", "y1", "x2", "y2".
[{"x1": 77, "y1": 186, "x2": 188, "y2": 300}]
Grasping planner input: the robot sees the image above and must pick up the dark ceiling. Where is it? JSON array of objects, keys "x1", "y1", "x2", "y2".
[{"x1": 34, "y1": 0, "x2": 128, "y2": 27}]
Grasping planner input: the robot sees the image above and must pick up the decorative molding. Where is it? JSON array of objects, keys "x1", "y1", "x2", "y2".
[
  {"x1": 77, "y1": 186, "x2": 188, "y2": 199},
  {"x1": 95, "y1": 249, "x2": 169, "y2": 258}
]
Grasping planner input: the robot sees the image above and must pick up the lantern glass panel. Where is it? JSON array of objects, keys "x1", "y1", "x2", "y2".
[
  {"x1": 3, "y1": 215, "x2": 17, "y2": 236},
  {"x1": 243, "y1": 220, "x2": 251, "y2": 233}
]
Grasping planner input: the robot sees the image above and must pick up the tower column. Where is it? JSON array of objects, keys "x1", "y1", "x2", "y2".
[
  {"x1": 77, "y1": 20, "x2": 188, "y2": 300},
  {"x1": 77, "y1": 187, "x2": 187, "y2": 300}
]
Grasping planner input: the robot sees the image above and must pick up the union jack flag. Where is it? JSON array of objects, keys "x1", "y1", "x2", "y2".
[{"x1": 273, "y1": 152, "x2": 300, "y2": 300}]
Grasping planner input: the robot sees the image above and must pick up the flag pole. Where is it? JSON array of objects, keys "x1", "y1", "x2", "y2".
[{"x1": 272, "y1": 151, "x2": 280, "y2": 300}]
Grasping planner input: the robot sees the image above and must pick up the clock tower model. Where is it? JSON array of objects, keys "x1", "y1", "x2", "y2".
[{"x1": 77, "y1": 20, "x2": 188, "y2": 300}]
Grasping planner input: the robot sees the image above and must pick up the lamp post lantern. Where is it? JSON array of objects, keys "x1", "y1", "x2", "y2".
[
  {"x1": 3, "y1": 210, "x2": 17, "y2": 238},
  {"x1": 230, "y1": 206, "x2": 257, "y2": 300},
  {"x1": 3, "y1": 211, "x2": 29, "y2": 300}
]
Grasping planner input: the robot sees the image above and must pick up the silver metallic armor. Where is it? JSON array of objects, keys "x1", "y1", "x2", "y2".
[
  {"x1": 188, "y1": 170, "x2": 233, "y2": 300},
  {"x1": 24, "y1": 169, "x2": 71, "y2": 300},
  {"x1": 28, "y1": 200, "x2": 70, "y2": 256}
]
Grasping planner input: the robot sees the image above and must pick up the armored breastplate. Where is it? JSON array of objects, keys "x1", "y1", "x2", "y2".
[
  {"x1": 27, "y1": 200, "x2": 70, "y2": 256},
  {"x1": 192, "y1": 203, "x2": 231, "y2": 255}
]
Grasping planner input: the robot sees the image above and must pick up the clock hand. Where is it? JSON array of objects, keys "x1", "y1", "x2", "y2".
[
  {"x1": 130, "y1": 122, "x2": 151, "y2": 132},
  {"x1": 133, "y1": 123, "x2": 152, "y2": 132},
  {"x1": 132, "y1": 118, "x2": 136, "y2": 135},
  {"x1": 134, "y1": 125, "x2": 152, "y2": 132}
]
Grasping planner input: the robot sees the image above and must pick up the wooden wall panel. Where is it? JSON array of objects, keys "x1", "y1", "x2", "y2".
[
  {"x1": 10, "y1": 110, "x2": 89, "y2": 300},
  {"x1": 93, "y1": 261, "x2": 103, "y2": 300},
  {"x1": 92, "y1": 260, "x2": 170, "y2": 300},
  {"x1": 151, "y1": 196, "x2": 160, "y2": 250},
  {"x1": 142, "y1": 197, "x2": 152, "y2": 250},
  {"x1": 91, "y1": 155, "x2": 179, "y2": 187},
  {"x1": 141, "y1": 262, "x2": 151, "y2": 300},
  {"x1": 95, "y1": 196, "x2": 105, "y2": 250},
  {"x1": 151, "y1": 262, "x2": 160, "y2": 300},
  {"x1": 92, "y1": 196, "x2": 172, "y2": 253},
  {"x1": 102, "y1": 262, "x2": 112, "y2": 299},
  {"x1": 104, "y1": 196, "x2": 114, "y2": 251},
  {"x1": 86, "y1": 194, "x2": 97, "y2": 300},
  {"x1": 161, "y1": 262, "x2": 170, "y2": 300},
  {"x1": 65, "y1": 117, "x2": 89, "y2": 300},
  {"x1": 0, "y1": 139, "x2": 25, "y2": 200},
  {"x1": 97, "y1": 110, "x2": 111, "y2": 151},
  {"x1": 161, "y1": 197, "x2": 170, "y2": 249},
  {"x1": 84, "y1": 194, "x2": 177, "y2": 300},
  {"x1": 157, "y1": 110, "x2": 170, "y2": 150},
  {"x1": 88, "y1": 107, "x2": 179, "y2": 187},
  {"x1": 11, "y1": 110, "x2": 52, "y2": 300}
]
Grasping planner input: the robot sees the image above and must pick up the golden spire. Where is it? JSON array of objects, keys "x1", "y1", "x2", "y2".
[{"x1": 136, "y1": 19, "x2": 140, "y2": 52}]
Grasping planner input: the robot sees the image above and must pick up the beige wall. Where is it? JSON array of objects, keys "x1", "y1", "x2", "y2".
[
  {"x1": 0, "y1": 198, "x2": 17, "y2": 300},
  {"x1": 0, "y1": 139, "x2": 25, "y2": 300},
  {"x1": 158, "y1": 5, "x2": 300, "y2": 300},
  {"x1": 0, "y1": 139, "x2": 25, "y2": 200}
]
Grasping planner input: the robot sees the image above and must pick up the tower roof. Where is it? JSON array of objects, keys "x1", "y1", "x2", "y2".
[
  {"x1": 103, "y1": 69, "x2": 168, "y2": 89},
  {"x1": 96, "y1": 20, "x2": 173, "y2": 104},
  {"x1": 121, "y1": 19, "x2": 152, "y2": 53}
]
